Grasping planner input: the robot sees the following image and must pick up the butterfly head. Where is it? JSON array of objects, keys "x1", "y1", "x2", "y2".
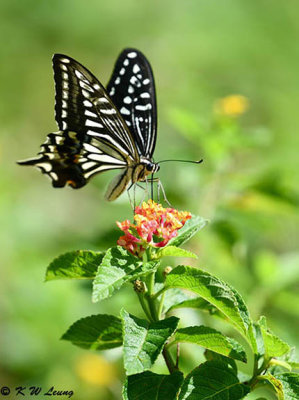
[{"x1": 140, "y1": 157, "x2": 160, "y2": 175}]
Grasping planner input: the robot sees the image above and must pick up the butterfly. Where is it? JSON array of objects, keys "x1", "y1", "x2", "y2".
[{"x1": 18, "y1": 49, "x2": 160, "y2": 201}]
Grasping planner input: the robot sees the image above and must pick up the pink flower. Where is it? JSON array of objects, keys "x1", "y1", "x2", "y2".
[{"x1": 116, "y1": 200, "x2": 191, "y2": 256}]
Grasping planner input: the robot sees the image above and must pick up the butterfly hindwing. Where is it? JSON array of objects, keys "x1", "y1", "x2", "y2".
[{"x1": 107, "y1": 48, "x2": 157, "y2": 159}]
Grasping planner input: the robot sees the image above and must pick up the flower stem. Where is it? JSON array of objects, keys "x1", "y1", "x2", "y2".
[
  {"x1": 145, "y1": 271, "x2": 177, "y2": 374},
  {"x1": 146, "y1": 271, "x2": 159, "y2": 321}
]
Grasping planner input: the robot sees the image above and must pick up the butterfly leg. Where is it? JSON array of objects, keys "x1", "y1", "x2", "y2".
[
  {"x1": 157, "y1": 179, "x2": 172, "y2": 207},
  {"x1": 127, "y1": 186, "x2": 135, "y2": 211}
]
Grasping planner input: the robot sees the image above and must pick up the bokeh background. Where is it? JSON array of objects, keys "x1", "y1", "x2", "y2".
[{"x1": 1, "y1": 1, "x2": 298, "y2": 399}]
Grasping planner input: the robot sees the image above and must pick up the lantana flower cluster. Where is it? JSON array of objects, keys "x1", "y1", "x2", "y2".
[{"x1": 117, "y1": 200, "x2": 191, "y2": 257}]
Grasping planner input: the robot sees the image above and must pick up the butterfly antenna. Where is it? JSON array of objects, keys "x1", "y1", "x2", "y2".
[{"x1": 157, "y1": 159, "x2": 203, "y2": 164}]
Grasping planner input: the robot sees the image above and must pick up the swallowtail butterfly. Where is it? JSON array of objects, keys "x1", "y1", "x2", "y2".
[{"x1": 18, "y1": 49, "x2": 160, "y2": 201}]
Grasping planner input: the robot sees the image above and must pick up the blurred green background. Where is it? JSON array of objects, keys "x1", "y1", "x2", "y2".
[{"x1": 1, "y1": 0, "x2": 298, "y2": 399}]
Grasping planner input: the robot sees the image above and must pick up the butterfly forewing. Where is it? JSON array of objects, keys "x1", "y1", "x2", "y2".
[
  {"x1": 53, "y1": 54, "x2": 138, "y2": 160},
  {"x1": 19, "y1": 54, "x2": 142, "y2": 189},
  {"x1": 107, "y1": 49, "x2": 157, "y2": 158}
]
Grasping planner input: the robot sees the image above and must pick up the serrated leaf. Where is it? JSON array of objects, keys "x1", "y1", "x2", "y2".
[
  {"x1": 61, "y1": 314, "x2": 122, "y2": 350},
  {"x1": 258, "y1": 374, "x2": 284, "y2": 400},
  {"x1": 178, "y1": 360, "x2": 250, "y2": 400},
  {"x1": 121, "y1": 309, "x2": 179, "y2": 375},
  {"x1": 258, "y1": 316, "x2": 290, "y2": 358},
  {"x1": 92, "y1": 246, "x2": 157, "y2": 302},
  {"x1": 45, "y1": 250, "x2": 104, "y2": 281},
  {"x1": 123, "y1": 371, "x2": 184, "y2": 400},
  {"x1": 168, "y1": 215, "x2": 207, "y2": 247},
  {"x1": 156, "y1": 245, "x2": 197, "y2": 259},
  {"x1": 172, "y1": 326, "x2": 247, "y2": 362},
  {"x1": 165, "y1": 265, "x2": 252, "y2": 339},
  {"x1": 276, "y1": 373, "x2": 299, "y2": 400}
]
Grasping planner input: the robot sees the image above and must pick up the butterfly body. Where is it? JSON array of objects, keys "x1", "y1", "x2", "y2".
[{"x1": 18, "y1": 49, "x2": 159, "y2": 200}]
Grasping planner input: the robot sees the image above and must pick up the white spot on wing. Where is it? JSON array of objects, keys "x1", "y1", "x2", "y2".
[
  {"x1": 119, "y1": 68, "x2": 125, "y2": 75},
  {"x1": 136, "y1": 104, "x2": 152, "y2": 111},
  {"x1": 120, "y1": 107, "x2": 130, "y2": 115},
  {"x1": 84, "y1": 143, "x2": 102, "y2": 153},
  {"x1": 79, "y1": 81, "x2": 94, "y2": 92},
  {"x1": 83, "y1": 99, "x2": 92, "y2": 107},
  {"x1": 37, "y1": 162, "x2": 52, "y2": 172},
  {"x1": 86, "y1": 119, "x2": 103, "y2": 128},
  {"x1": 75, "y1": 70, "x2": 85, "y2": 80},
  {"x1": 100, "y1": 108, "x2": 116, "y2": 115},
  {"x1": 123, "y1": 59, "x2": 129, "y2": 66},
  {"x1": 133, "y1": 64, "x2": 140, "y2": 73},
  {"x1": 82, "y1": 161, "x2": 98, "y2": 170},
  {"x1": 109, "y1": 87, "x2": 115, "y2": 96},
  {"x1": 124, "y1": 96, "x2": 132, "y2": 104},
  {"x1": 128, "y1": 85, "x2": 134, "y2": 94},
  {"x1": 140, "y1": 92, "x2": 150, "y2": 98},
  {"x1": 84, "y1": 110, "x2": 97, "y2": 118},
  {"x1": 128, "y1": 52, "x2": 137, "y2": 58},
  {"x1": 60, "y1": 58, "x2": 70, "y2": 63},
  {"x1": 143, "y1": 78, "x2": 150, "y2": 85}
]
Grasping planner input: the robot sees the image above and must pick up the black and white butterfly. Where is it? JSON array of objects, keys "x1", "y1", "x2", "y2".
[{"x1": 18, "y1": 49, "x2": 160, "y2": 201}]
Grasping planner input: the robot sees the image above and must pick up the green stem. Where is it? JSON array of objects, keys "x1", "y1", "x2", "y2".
[
  {"x1": 157, "y1": 292, "x2": 166, "y2": 320},
  {"x1": 146, "y1": 271, "x2": 158, "y2": 321},
  {"x1": 136, "y1": 292, "x2": 154, "y2": 322},
  {"x1": 152, "y1": 286, "x2": 167, "y2": 300},
  {"x1": 145, "y1": 271, "x2": 177, "y2": 374},
  {"x1": 162, "y1": 348, "x2": 177, "y2": 374}
]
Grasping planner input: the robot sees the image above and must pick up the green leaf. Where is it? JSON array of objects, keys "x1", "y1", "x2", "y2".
[
  {"x1": 258, "y1": 316, "x2": 290, "y2": 358},
  {"x1": 121, "y1": 309, "x2": 179, "y2": 375},
  {"x1": 156, "y1": 245, "x2": 197, "y2": 259},
  {"x1": 165, "y1": 295, "x2": 220, "y2": 316},
  {"x1": 269, "y1": 359, "x2": 292, "y2": 371},
  {"x1": 92, "y1": 246, "x2": 157, "y2": 302},
  {"x1": 258, "y1": 374, "x2": 284, "y2": 400},
  {"x1": 178, "y1": 360, "x2": 250, "y2": 400},
  {"x1": 165, "y1": 265, "x2": 252, "y2": 339},
  {"x1": 45, "y1": 250, "x2": 104, "y2": 281},
  {"x1": 168, "y1": 215, "x2": 208, "y2": 247},
  {"x1": 204, "y1": 349, "x2": 237, "y2": 373},
  {"x1": 61, "y1": 314, "x2": 122, "y2": 350},
  {"x1": 277, "y1": 373, "x2": 299, "y2": 400},
  {"x1": 123, "y1": 371, "x2": 184, "y2": 400},
  {"x1": 172, "y1": 326, "x2": 247, "y2": 362}
]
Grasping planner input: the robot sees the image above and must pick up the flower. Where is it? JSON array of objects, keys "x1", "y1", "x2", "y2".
[
  {"x1": 116, "y1": 200, "x2": 191, "y2": 256},
  {"x1": 214, "y1": 94, "x2": 249, "y2": 117}
]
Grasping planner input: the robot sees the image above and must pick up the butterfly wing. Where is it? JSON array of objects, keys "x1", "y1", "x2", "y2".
[
  {"x1": 18, "y1": 54, "x2": 139, "y2": 192},
  {"x1": 107, "y1": 48, "x2": 157, "y2": 159}
]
